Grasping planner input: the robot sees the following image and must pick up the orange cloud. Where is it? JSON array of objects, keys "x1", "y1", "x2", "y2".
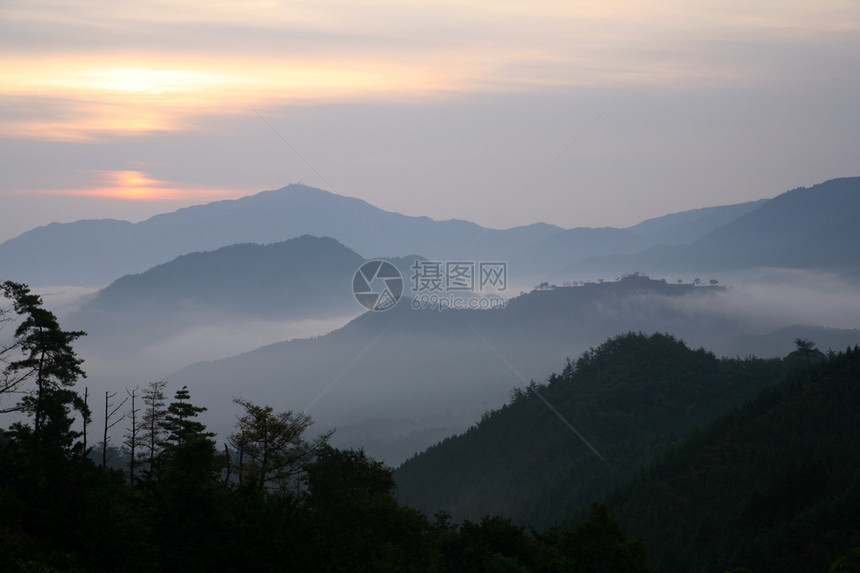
[
  {"x1": 1, "y1": 55, "x2": 467, "y2": 141},
  {"x1": 50, "y1": 171, "x2": 240, "y2": 201},
  {"x1": 2, "y1": 0, "x2": 856, "y2": 143}
]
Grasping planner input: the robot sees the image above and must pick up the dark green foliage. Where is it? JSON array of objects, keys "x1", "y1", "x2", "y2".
[
  {"x1": 395, "y1": 332, "x2": 785, "y2": 526},
  {"x1": 3, "y1": 281, "x2": 858, "y2": 571},
  {"x1": 1, "y1": 281, "x2": 86, "y2": 393},
  {"x1": 0, "y1": 282, "x2": 154, "y2": 571},
  {"x1": 429, "y1": 503, "x2": 652, "y2": 573},
  {"x1": 139, "y1": 379, "x2": 168, "y2": 479},
  {"x1": 440, "y1": 515, "x2": 540, "y2": 572},
  {"x1": 1, "y1": 418, "x2": 155, "y2": 571},
  {"x1": 1, "y1": 281, "x2": 89, "y2": 452},
  {"x1": 606, "y1": 345, "x2": 860, "y2": 572},
  {"x1": 830, "y1": 548, "x2": 860, "y2": 573},
  {"x1": 163, "y1": 385, "x2": 213, "y2": 446},
  {"x1": 786, "y1": 337, "x2": 827, "y2": 371},
  {"x1": 551, "y1": 503, "x2": 650, "y2": 573},
  {"x1": 303, "y1": 446, "x2": 441, "y2": 572},
  {"x1": 306, "y1": 445, "x2": 396, "y2": 501},
  {"x1": 1, "y1": 384, "x2": 651, "y2": 572},
  {"x1": 227, "y1": 398, "x2": 329, "y2": 492}
]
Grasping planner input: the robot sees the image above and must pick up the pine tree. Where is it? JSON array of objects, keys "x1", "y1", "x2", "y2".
[
  {"x1": 159, "y1": 386, "x2": 217, "y2": 480},
  {"x1": 0, "y1": 281, "x2": 89, "y2": 453},
  {"x1": 124, "y1": 386, "x2": 140, "y2": 483},
  {"x1": 163, "y1": 385, "x2": 213, "y2": 446},
  {"x1": 140, "y1": 380, "x2": 168, "y2": 479}
]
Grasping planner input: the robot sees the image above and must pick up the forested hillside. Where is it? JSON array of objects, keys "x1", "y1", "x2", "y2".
[
  {"x1": 394, "y1": 332, "x2": 787, "y2": 525},
  {"x1": 3, "y1": 281, "x2": 859, "y2": 571},
  {"x1": 605, "y1": 344, "x2": 860, "y2": 573},
  {"x1": 0, "y1": 281, "x2": 657, "y2": 572}
]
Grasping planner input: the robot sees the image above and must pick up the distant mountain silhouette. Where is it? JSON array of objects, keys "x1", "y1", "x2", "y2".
[
  {"x1": 67, "y1": 235, "x2": 419, "y2": 354},
  {"x1": 624, "y1": 198, "x2": 768, "y2": 245},
  {"x1": 0, "y1": 184, "x2": 560, "y2": 286},
  {"x1": 569, "y1": 177, "x2": 860, "y2": 276},
  {"x1": 508, "y1": 198, "x2": 768, "y2": 280},
  {"x1": 508, "y1": 227, "x2": 644, "y2": 278},
  {"x1": 0, "y1": 183, "x2": 768, "y2": 287}
]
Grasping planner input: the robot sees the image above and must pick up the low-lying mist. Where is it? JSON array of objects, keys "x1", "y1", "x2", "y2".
[
  {"x1": 705, "y1": 268, "x2": 860, "y2": 330},
  {"x1": 19, "y1": 272, "x2": 860, "y2": 466}
]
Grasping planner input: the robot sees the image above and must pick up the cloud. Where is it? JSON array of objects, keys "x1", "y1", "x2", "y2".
[
  {"x1": 1, "y1": 0, "x2": 859, "y2": 238},
  {"x1": 665, "y1": 268, "x2": 860, "y2": 332},
  {"x1": 3, "y1": 0, "x2": 857, "y2": 142},
  {"x1": 0, "y1": 53, "x2": 440, "y2": 142}
]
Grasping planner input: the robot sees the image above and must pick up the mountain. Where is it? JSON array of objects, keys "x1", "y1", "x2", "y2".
[
  {"x1": 687, "y1": 177, "x2": 860, "y2": 270},
  {"x1": 66, "y1": 235, "x2": 391, "y2": 354},
  {"x1": 83, "y1": 235, "x2": 363, "y2": 317},
  {"x1": 624, "y1": 198, "x2": 768, "y2": 245},
  {"x1": 569, "y1": 177, "x2": 860, "y2": 277},
  {"x1": 604, "y1": 345, "x2": 860, "y2": 573},
  {"x1": 717, "y1": 324, "x2": 860, "y2": 358},
  {"x1": 163, "y1": 275, "x2": 860, "y2": 465},
  {"x1": 0, "y1": 183, "x2": 768, "y2": 288},
  {"x1": 0, "y1": 184, "x2": 562, "y2": 287},
  {"x1": 507, "y1": 227, "x2": 644, "y2": 279},
  {"x1": 506, "y1": 199, "x2": 768, "y2": 280},
  {"x1": 392, "y1": 333, "x2": 787, "y2": 525}
]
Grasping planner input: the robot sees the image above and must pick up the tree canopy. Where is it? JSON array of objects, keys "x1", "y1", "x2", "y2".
[{"x1": 1, "y1": 282, "x2": 857, "y2": 572}]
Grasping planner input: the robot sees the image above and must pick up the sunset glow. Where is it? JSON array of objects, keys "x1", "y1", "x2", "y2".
[
  {"x1": 2, "y1": 54, "x2": 468, "y2": 141},
  {"x1": 4, "y1": 0, "x2": 855, "y2": 143},
  {"x1": 1, "y1": 0, "x2": 858, "y2": 237},
  {"x1": 51, "y1": 171, "x2": 238, "y2": 201}
]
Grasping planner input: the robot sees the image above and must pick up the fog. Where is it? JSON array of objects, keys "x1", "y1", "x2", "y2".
[
  {"x1": 7, "y1": 272, "x2": 860, "y2": 466},
  {"x1": 650, "y1": 269, "x2": 860, "y2": 356},
  {"x1": 5, "y1": 286, "x2": 361, "y2": 457},
  {"x1": 706, "y1": 268, "x2": 860, "y2": 330}
]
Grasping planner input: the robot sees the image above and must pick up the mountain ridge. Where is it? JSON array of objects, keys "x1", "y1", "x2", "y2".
[
  {"x1": 567, "y1": 176, "x2": 860, "y2": 277},
  {"x1": 0, "y1": 183, "x2": 772, "y2": 287},
  {"x1": 163, "y1": 275, "x2": 860, "y2": 464},
  {"x1": 67, "y1": 235, "x2": 423, "y2": 356},
  {"x1": 604, "y1": 345, "x2": 860, "y2": 572},
  {"x1": 392, "y1": 332, "x2": 788, "y2": 524}
]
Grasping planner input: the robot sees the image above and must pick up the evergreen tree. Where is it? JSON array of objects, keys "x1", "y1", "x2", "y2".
[
  {"x1": 0, "y1": 281, "x2": 89, "y2": 453},
  {"x1": 139, "y1": 379, "x2": 168, "y2": 479},
  {"x1": 794, "y1": 337, "x2": 817, "y2": 369},
  {"x1": 163, "y1": 385, "x2": 212, "y2": 446},
  {"x1": 124, "y1": 386, "x2": 141, "y2": 483},
  {"x1": 556, "y1": 503, "x2": 650, "y2": 573},
  {"x1": 157, "y1": 395, "x2": 225, "y2": 571}
]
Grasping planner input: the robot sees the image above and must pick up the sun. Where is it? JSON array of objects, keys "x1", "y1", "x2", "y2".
[
  {"x1": 55, "y1": 170, "x2": 239, "y2": 201},
  {"x1": 78, "y1": 67, "x2": 225, "y2": 96},
  {"x1": 109, "y1": 171, "x2": 165, "y2": 198}
]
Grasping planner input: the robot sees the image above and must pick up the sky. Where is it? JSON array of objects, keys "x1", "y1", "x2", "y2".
[{"x1": 2, "y1": 0, "x2": 859, "y2": 243}]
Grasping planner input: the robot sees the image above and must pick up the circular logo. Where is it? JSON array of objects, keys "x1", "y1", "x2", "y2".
[{"x1": 352, "y1": 260, "x2": 403, "y2": 311}]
